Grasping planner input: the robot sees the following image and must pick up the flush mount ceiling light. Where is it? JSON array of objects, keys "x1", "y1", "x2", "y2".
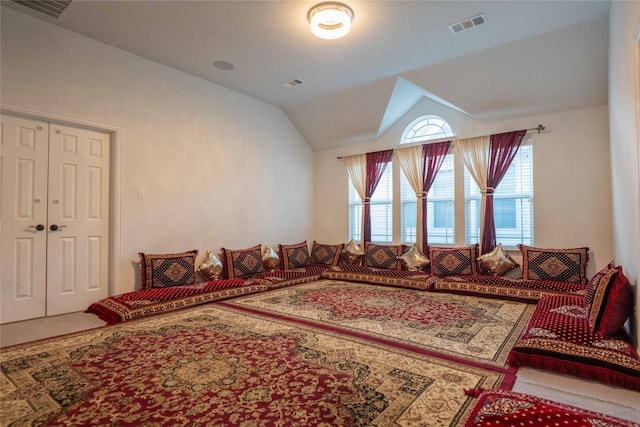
[{"x1": 307, "y1": 2, "x2": 354, "y2": 40}]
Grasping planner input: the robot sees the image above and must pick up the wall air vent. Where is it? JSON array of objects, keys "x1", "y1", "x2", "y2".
[
  {"x1": 448, "y1": 13, "x2": 487, "y2": 33},
  {"x1": 11, "y1": 0, "x2": 72, "y2": 19},
  {"x1": 280, "y1": 78, "x2": 304, "y2": 88}
]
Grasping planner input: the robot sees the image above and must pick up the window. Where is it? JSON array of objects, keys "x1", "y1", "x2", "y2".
[
  {"x1": 349, "y1": 162, "x2": 393, "y2": 242},
  {"x1": 401, "y1": 115, "x2": 453, "y2": 145},
  {"x1": 464, "y1": 144, "x2": 533, "y2": 247},
  {"x1": 400, "y1": 154, "x2": 454, "y2": 244},
  {"x1": 349, "y1": 116, "x2": 534, "y2": 247},
  {"x1": 399, "y1": 115, "x2": 455, "y2": 244}
]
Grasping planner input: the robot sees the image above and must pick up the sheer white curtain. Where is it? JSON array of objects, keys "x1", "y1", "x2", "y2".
[
  {"x1": 343, "y1": 154, "x2": 367, "y2": 246},
  {"x1": 395, "y1": 145, "x2": 426, "y2": 252},
  {"x1": 454, "y1": 136, "x2": 490, "y2": 251}
]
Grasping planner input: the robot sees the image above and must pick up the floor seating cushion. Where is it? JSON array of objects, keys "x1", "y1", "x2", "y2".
[
  {"x1": 434, "y1": 274, "x2": 587, "y2": 302},
  {"x1": 465, "y1": 389, "x2": 637, "y2": 427},
  {"x1": 87, "y1": 279, "x2": 268, "y2": 324},
  {"x1": 253, "y1": 264, "x2": 330, "y2": 289},
  {"x1": 321, "y1": 264, "x2": 437, "y2": 290},
  {"x1": 507, "y1": 294, "x2": 640, "y2": 391}
]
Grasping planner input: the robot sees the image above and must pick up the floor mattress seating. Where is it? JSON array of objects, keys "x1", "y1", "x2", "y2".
[
  {"x1": 254, "y1": 264, "x2": 330, "y2": 289},
  {"x1": 86, "y1": 279, "x2": 268, "y2": 324},
  {"x1": 434, "y1": 274, "x2": 587, "y2": 302},
  {"x1": 86, "y1": 265, "x2": 330, "y2": 324},
  {"x1": 464, "y1": 389, "x2": 638, "y2": 427},
  {"x1": 321, "y1": 264, "x2": 438, "y2": 290},
  {"x1": 507, "y1": 294, "x2": 640, "y2": 391},
  {"x1": 86, "y1": 265, "x2": 594, "y2": 327}
]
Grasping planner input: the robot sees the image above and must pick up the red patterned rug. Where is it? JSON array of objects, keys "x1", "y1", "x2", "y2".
[
  {"x1": 465, "y1": 389, "x2": 638, "y2": 427},
  {"x1": 221, "y1": 280, "x2": 535, "y2": 369},
  {"x1": 1, "y1": 305, "x2": 505, "y2": 426}
]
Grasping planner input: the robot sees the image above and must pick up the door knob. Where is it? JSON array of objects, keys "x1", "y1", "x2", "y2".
[
  {"x1": 50, "y1": 224, "x2": 67, "y2": 231},
  {"x1": 29, "y1": 224, "x2": 45, "y2": 231}
]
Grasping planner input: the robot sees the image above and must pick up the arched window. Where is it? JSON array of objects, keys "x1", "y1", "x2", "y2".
[
  {"x1": 401, "y1": 115, "x2": 453, "y2": 145},
  {"x1": 400, "y1": 116, "x2": 455, "y2": 244}
]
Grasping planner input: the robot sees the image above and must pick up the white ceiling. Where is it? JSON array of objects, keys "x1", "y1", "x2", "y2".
[{"x1": 4, "y1": 0, "x2": 611, "y2": 151}]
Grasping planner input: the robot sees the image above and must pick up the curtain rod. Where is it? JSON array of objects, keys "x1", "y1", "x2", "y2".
[{"x1": 336, "y1": 124, "x2": 546, "y2": 160}]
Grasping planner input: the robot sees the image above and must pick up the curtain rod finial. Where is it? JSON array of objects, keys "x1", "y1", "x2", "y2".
[{"x1": 536, "y1": 124, "x2": 545, "y2": 133}]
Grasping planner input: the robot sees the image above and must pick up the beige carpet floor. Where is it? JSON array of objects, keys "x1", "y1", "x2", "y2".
[
  {"x1": 0, "y1": 311, "x2": 106, "y2": 347},
  {"x1": 512, "y1": 367, "x2": 640, "y2": 423}
]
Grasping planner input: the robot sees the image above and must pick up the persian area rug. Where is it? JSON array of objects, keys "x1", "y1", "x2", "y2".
[
  {"x1": 221, "y1": 280, "x2": 535, "y2": 369},
  {"x1": 464, "y1": 389, "x2": 639, "y2": 427},
  {"x1": 1, "y1": 305, "x2": 505, "y2": 427}
]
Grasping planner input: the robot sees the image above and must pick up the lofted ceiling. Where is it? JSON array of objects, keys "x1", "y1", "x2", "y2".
[{"x1": 3, "y1": 0, "x2": 611, "y2": 151}]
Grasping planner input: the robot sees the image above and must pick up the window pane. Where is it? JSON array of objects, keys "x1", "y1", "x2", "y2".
[
  {"x1": 433, "y1": 201, "x2": 454, "y2": 228},
  {"x1": 401, "y1": 200, "x2": 417, "y2": 242},
  {"x1": 370, "y1": 203, "x2": 392, "y2": 242},
  {"x1": 464, "y1": 144, "x2": 533, "y2": 247},
  {"x1": 349, "y1": 163, "x2": 392, "y2": 243},
  {"x1": 465, "y1": 198, "x2": 481, "y2": 244},
  {"x1": 494, "y1": 199, "x2": 516, "y2": 228},
  {"x1": 348, "y1": 196, "x2": 362, "y2": 242},
  {"x1": 400, "y1": 153, "x2": 454, "y2": 244},
  {"x1": 496, "y1": 197, "x2": 533, "y2": 246},
  {"x1": 401, "y1": 115, "x2": 454, "y2": 145}
]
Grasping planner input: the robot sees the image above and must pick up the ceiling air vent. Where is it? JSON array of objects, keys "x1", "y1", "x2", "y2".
[
  {"x1": 448, "y1": 13, "x2": 487, "y2": 34},
  {"x1": 280, "y1": 78, "x2": 304, "y2": 88},
  {"x1": 11, "y1": 0, "x2": 72, "y2": 19}
]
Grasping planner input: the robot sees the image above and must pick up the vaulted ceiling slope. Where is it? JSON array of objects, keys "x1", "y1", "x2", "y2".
[{"x1": 3, "y1": 1, "x2": 611, "y2": 151}]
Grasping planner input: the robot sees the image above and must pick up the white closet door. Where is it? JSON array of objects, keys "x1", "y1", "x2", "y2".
[
  {"x1": 0, "y1": 115, "x2": 50, "y2": 323},
  {"x1": 1, "y1": 115, "x2": 111, "y2": 323},
  {"x1": 46, "y1": 124, "x2": 110, "y2": 316}
]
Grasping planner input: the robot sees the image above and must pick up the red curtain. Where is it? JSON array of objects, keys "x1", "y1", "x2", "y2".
[
  {"x1": 364, "y1": 149, "x2": 393, "y2": 243},
  {"x1": 482, "y1": 130, "x2": 526, "y2": 254},
  {"x1": 420, "y1": 141, "x2": 452, "y2": 251}
]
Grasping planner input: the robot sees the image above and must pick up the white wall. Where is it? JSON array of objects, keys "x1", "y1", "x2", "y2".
[
  {"x1": 1, "y1": 7, "x2": 314, "y2": 293},
  {"x1": 609, "y1": 0, "x2": 640, "y2": 346},
  {"x1": 314, "y1": 99, "x2": 614, "y2": 278},
  {"x1": 1, "y1": 5, "x2": 625, "y2": 325}
]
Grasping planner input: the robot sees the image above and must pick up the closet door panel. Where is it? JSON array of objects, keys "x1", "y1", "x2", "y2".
[
  {"x1": 46, "y1": 124, "x2": 110, "y2": 315},
  {"x1": 0, "y1": 115, "x2": 49, "y2": 323}
]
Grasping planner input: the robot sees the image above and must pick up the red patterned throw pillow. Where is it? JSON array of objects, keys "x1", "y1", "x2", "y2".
[
  {"x1": 519, "y1": 245, "x2": 589, "y2": 284},
  {"x1": 139, "y1": 250, "x2": 198, "y2": 289},
  {"x1": 221, "y1": 244, "x2": 264, "y2": 279},
  {"x1": 585, "y1": 261, "x2": 617, "y2": 307},
  {"x1": 588, "y1": 266, "x2": 633, "y2": 335},
  {"x1": 279, "y1": 241, "x2": 310, "y2": 269},
  {"x1": 364, "y1": 242, "x2": 404, "y2": 270},
  {"x1": 310, "y1": 241, "x2": 344, "y2": 266},
  {"x1": 429, "y1": 244, "x2": 479, "y2": 276}
]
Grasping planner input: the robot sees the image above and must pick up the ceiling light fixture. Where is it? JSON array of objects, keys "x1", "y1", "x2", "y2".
[{"x1": 307, "y1": 2, "x2": 354, "y2": 40}]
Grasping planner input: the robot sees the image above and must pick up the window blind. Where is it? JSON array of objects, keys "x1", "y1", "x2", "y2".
[
  {"x1": 464, "y1": 144, "x2": 533, "y2": 247},
  {"x1": 400, "y1": 153, "x2": 455, "y2": 244},
  {"x1": 349, "y1": 162, "x2": 393, "y2": 242}
]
